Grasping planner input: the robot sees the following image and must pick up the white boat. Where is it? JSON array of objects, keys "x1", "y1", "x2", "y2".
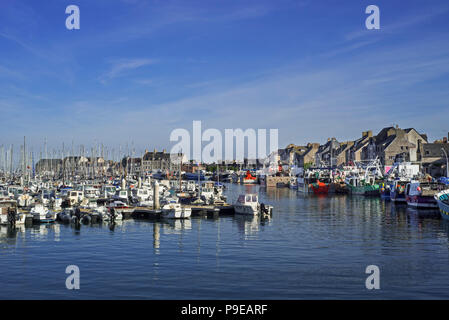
[
  {"x1": 161, "y1": 202, "x2": 191, "y2": 219},
  {"x1": 234, "y1": 194, "x2": 273, "y2": 216},
  {"x1": 30, "y1": 204, "x2": 55, "y2": 223},
  {"x1": 0, "y1": 200, "x2": 26, "y2": 225}
]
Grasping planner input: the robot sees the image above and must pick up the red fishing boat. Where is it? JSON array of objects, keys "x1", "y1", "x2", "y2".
[
  {"x1": 242, "y1": 170, "x2": 257, "y2": 184},
  {"x1": 310, "y1": 180, "x2": 330, "y2": 195}
]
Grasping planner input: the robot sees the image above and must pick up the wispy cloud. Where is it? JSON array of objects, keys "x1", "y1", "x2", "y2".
[{"x1": 99, "y1": 58, "x2": 157, "y2": 83}]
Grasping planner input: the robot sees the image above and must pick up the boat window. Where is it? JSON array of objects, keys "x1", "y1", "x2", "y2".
[
  {"x1": 252, "y1": 195, "x2": 258, "y2": 202},
  {"x1": 238, "y1": 195, "x2": 245, "y2": 203},
  {"x1": 246, "y1": 195, "x2": 252, "y2": 202}
]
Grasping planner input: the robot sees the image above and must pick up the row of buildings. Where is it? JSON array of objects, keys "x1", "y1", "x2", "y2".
[
  {"x1": 35, "y1": 149, "x2": 188, "y2": 178},
  {"x1": 34, "y1": 126, "x2": 449, "y2": 178},
  {"x1": 278, "y1": 126, "x2": 449, "y2": 177}
]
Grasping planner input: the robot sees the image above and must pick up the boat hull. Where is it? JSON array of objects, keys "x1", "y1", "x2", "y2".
[
  {"x1": 234, "y1": 204, "x2": 258, "y2": 215},
  {"x1": 347, "y1": 184, "x2": 380, "y2": 196},
  {"x1": 435, "y1": 190, "x2": 449, "y2": 220},
  {"x1": 406, "y1": 195, "x2": 438, "y2": 208},
  {"x1": 390, "y1": 190, "x2": 406, "y2": 203},
  {"x1": 310, "y1": 181, "x2": 329, "y2": 195}
]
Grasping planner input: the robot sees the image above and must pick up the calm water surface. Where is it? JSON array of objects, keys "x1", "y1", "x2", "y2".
[{"x1": 1, "y1": 183, "x2": 449, "y2": 299}]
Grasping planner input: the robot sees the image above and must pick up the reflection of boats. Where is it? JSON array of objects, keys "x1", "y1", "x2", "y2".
[
  {"x1": 234, "y1": 194, "x2": 273, "y2": 216},
  {"x1": 435, "y1": 190, "x2": 449, "y2": 220},
  {"x1": 405, "y1": 206, "x2": 440, "y2": 218}
]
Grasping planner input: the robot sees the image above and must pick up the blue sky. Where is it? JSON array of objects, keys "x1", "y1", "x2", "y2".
[{"x1": 0, "y1": 0, "x2": 448, "y2": 158}]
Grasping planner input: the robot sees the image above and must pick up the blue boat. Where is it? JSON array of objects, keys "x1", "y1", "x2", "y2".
[
  {"x1": 380, "y1": 182, "x2": 391, "y2": 200},
  {"x1": 390, "y1": 179, "x2": 408, "y2": 203},
  {"x1": 185, "y1": 172, "x2": 205, "y2": 181},
  {"x1": 435, "y1": 190, "x2": 449, "y2": 220}
]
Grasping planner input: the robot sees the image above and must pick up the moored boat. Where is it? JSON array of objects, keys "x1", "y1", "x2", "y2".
[
  {"x1": 405, "y1": 181, "x2": 446, "y2": 209},
  {"x1": 390, "y1": 179, "x2": 408, "y2": 203},
  {"x1": 310, "y1": 180, "x2": 329, "y2": 195},
  {"x1": 161, "y1": 202, "x2": 191, "y2": 219},
  {"x1": 241, "y1": 170, "x2": 257, "y2": 184},
  {"x1": 435, "y1": 190, "x2": 449, "y2": 220},
  {"x1": 234, "y1": 194, "x2": 273, "y2": 216},
  {"x1": 30, "y1": 204, "x2": 55, "y2": 223}
]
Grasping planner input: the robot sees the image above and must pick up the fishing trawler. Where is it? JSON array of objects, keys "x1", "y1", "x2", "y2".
[
  {"x1": 405, "y1": 180, "x2": 446, "y2": 208},
  {"x1": 345, "y1": 175, "x2": 380, "y2": 196},
  {"x1": 241, "y1": 170, "x2": 257, "y2": 184},
  {"x1": 390, "y1": 179, "x2": 408, "y2": 203}
]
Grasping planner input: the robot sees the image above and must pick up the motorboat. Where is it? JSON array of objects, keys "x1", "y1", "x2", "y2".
[
  {"x1": 234, "y1": 194, "x2": 273, "y2": 216},
  {"x1": 161, "y1": 201, "x2": 191, "y2": 219},
  {"x1": 30, "y1": 204, "x2": 55, "y2": 223},
  {"x1": 0, "y1": 200, "x2": 26, "y2": 225}
]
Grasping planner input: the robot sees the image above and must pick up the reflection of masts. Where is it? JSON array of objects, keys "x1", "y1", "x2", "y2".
[
  {"x1": 197, "y1": 218, "x2": 201, "y2": 262},
  {"x1": 153, "y1": 223, "x2": 160, "y2": 251}
]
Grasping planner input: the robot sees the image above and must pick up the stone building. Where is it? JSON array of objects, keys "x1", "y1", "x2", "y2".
[
  {"x1": 315, "y1": 138, "x2": 340, "y2": 167},
  {"x1": 361, "y1": 126, "x2": 427, "y2": 166},
  {"x1": 347, "y1": 131, "x2": 373, "y2": 164},
  {"x1": 419, "y1": 135, "x2": 449, "y2": 177},
  {"x1": 282, "y1": 143, "x2": 320, "y2": 168},
  {"x1": 335, "y1": 141, "x2": 354, "y2": 166},
  {"x1": 141, "y1": 149, "x2": 187, "y2": 173},
  {"x1": 35, "y1": 159, "x2": 63, "y2": 176}
]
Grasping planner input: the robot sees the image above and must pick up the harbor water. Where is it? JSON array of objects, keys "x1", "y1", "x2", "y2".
[{"x1": 1, "y1": 183, "x2": 449, "y2": 299}]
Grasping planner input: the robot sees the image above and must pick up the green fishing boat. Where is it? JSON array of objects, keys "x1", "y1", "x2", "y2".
[{"x1": 345, "y1": 177, "x2": 380, "y2": 196}]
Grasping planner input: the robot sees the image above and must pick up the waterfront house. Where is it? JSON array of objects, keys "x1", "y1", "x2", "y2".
[
  {"x1": 142, "y1": 149, "x2": 187, "y2": 173},
  {"x1": 419, "y1": 134, "x2": 449, "y2": 177},
  {"x1": 315, "y1": 138, "x2": 340, "y2": 167},
  {"x1": 361, "y1": 126, "x2": 427, "y2": 166},
  {"x1": 347, "y1": 131, "x2": 372, "y2": 164},
  {"x1": 335, "y1": 141, "x2": 354, "y2": 166}
]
